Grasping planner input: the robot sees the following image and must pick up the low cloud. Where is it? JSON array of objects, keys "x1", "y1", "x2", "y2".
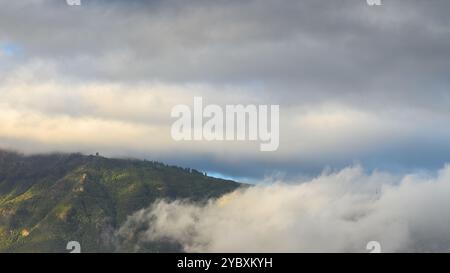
[
  {"x1": 3, "y1": 63, "x2": 450, "y2": 178},
  {"x1": 117, "y1": 165, "x2": 450, "y2": 252}
]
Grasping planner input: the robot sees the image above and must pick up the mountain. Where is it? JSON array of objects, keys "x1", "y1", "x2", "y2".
[{"x1": 0, "y1": 150, "x2": 242, "y2": 252}]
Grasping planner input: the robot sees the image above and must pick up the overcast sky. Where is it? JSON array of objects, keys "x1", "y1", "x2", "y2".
[{"x1": 1, "y1": 0, "x2": 450, "y2": 180}]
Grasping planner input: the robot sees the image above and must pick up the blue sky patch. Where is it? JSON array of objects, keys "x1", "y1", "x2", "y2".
[{"x1": 0, "y1": 42, "x2": 21, "y2": 56}]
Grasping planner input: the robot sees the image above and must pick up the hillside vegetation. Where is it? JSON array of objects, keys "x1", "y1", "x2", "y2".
[{"x1": 0, "y1": 150, "x2": 241, "y2": 252}]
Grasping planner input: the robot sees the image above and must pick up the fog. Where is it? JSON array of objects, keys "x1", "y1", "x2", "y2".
[{"x1": 118, "y1": 165, "x2": 450, "y2": 252}]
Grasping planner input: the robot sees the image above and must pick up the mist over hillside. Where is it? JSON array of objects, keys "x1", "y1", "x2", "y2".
[
  {"x1": 122, "y1": 164, "x2": 450, "y2": 253},
  {"x1": 0, "y1": 149, "x2": 242, "y2": 252}
]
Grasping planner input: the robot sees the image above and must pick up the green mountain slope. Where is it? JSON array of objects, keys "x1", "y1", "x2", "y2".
[{"x1": 0, "y1": 150, "x2": 242, "y2": 252}]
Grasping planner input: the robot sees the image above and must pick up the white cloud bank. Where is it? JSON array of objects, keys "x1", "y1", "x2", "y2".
[{"x1": 118, "y1": 165, "x2": 450, "y2": 252}]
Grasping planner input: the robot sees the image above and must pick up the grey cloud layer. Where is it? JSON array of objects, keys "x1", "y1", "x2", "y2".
[
  {"x1": 2, "y1": 0, "x2": 450, "y2": 89},
  {"x1": 1, "y1": 0, "x2": 450, "y2": 178}
]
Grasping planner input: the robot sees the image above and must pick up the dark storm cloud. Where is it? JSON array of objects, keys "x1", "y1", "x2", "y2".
[
  {"x1": 1, "y1": 0, "x2": 449, "y2": 110},
  {"x1": 1, "y1": 0, "x2": 448, "y2": 87}
]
